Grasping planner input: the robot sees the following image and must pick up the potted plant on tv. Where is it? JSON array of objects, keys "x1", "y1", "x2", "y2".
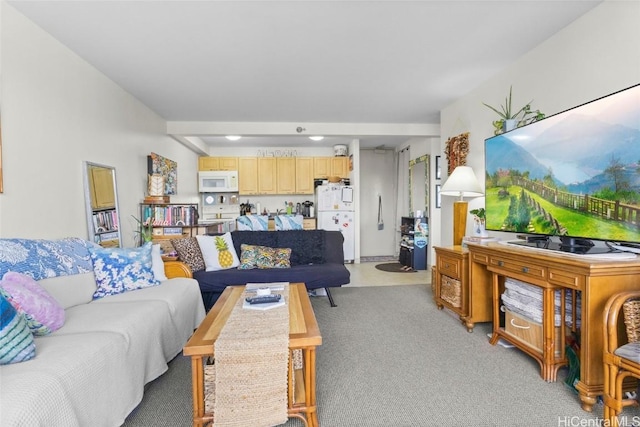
[
  {"x1": 483, "y1": 86, "x2": 545, "y2": 135},
  {"x1": 469, "y1": 208, "x2": 489, "y2": 237}
]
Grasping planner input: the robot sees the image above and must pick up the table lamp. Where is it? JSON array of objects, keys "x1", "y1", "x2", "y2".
[{"x1": 440, "y1": 166, "x2": 484, "y2": 245}]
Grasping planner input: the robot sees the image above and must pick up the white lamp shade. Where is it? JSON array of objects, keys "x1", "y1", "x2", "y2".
[{"x1": 440, "y1": 166, "x2": 484, "y2": 199}]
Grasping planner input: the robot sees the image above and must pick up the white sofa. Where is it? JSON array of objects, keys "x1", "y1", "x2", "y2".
[{"x1": 0, "y1": 239, "x2": 206, "y2": 427}]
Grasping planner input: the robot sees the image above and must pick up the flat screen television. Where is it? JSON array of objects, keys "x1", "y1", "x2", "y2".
[{"x1": 484, "y1": 83, "x2": 640, "y2": 254}]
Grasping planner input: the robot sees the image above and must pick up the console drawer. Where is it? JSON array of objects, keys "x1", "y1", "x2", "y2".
[
  {"x1": 549, "y1": 268, "x2": 584, "y2": 290},
  {"x1": 438, "y1": 255, "x2": 462, "y2": 280},
  {"x1": 489, "y1": 256, "x2": 546, "y2": 282}
]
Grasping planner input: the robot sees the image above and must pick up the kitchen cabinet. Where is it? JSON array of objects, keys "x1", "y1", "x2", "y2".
[
  {"x1": 295, "y1": 157, "x2": 315, "y2": 194},
  {"x1": 313, "y1": 157, "x2": 331, "y2": 178},
  {"x1": 276, "y1": 157, "x2": 296, "y2": 194},
  {"x1": 238, "y1": 158, "x2": 258, "y2": 195},
  {"x1": 331, "y1": 157, "x2": 349, "y2": 178},
  {"x1": 240, "y1": 156, "x2": 345, "y2": 195},
  {"x1": 88, "y1": 166, "x2": 116, "y2": 209},
  {"x1": 314, "y1": 157, "x2": 349, "y2": 179},
  {"x1": 198, "y1": 157, "x2": 238, "y2": 171},
  {"x1": 267, "y1": 217, "x2": 316, "y2": 230},
  {"x1": 258, "y1": 157, "x2": 277, "y2": 194}
]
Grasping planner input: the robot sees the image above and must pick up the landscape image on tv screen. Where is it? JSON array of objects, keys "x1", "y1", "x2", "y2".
[{"x1": 484, "y1": 84, "x2": 640, "y2": 245}]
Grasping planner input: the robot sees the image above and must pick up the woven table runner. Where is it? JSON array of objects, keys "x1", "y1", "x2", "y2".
[{"x1": 211, "y1": 284, "x2": 290, "y2": 427}]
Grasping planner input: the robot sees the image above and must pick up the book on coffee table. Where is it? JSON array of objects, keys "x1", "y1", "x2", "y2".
[{"x1": 245, "y1": 282, "x2": 288, "y2": 292}]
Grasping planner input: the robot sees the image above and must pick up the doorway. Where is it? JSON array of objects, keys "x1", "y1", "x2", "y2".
[{"x1": 359, "y1": 149, "x2": 397, "y2": 258}]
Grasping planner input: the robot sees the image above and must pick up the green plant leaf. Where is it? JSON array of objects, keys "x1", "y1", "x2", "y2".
[
  {"x1": 482, "y1": 102, "x2": 508, "y2": 118},
  {"x1": 483, "y1": 86, "x2": 544, "y2": 129}
]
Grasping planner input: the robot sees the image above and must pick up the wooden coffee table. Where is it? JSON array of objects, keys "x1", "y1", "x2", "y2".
[{"x1": 183, "y1": 283, "x2": 322, "y2": 427}]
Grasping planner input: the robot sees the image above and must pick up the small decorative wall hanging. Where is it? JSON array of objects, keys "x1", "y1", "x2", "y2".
[
  {"x1": 147, "y1": 174, "x2": 165, "y2": 196},
  {"x1": 444, "y1": 132, "x2": 469, "y2": 175},
  {"x1": 147, "y1": 152, "x2": 177, "y2": 195}
]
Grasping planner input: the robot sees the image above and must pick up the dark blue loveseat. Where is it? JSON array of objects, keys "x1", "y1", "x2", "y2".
[{"x1": 193, "y1": 229, "x2": 350, "y2": 310}]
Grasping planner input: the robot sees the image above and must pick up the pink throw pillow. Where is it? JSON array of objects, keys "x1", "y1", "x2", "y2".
[{"x1": 0, "y1": 271, "x2": 65, "y2": 336}]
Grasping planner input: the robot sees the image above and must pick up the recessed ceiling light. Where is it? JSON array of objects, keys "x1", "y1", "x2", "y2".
[
  {"x1": 309, "y1": 136, "x2": 324, "y2": 141},
  {"x1": 225, "y1": 135, "x2": 242, "y2": 141}
]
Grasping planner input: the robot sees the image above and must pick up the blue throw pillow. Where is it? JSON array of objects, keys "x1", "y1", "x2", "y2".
[
  {"x1": 89, "y1": 242, "x2": 160, "y2": 300},
  {"x1": 0, "y1": 237, "x2": 95, "y2": 280},
  {"x1": 274, "y1": 214, "x2": 303, "y2": 231},
  {"x1": 236, "y1": 215, "x2": 269, "y2": 231},
  {"x1": 0, "y1": 292, "x2": 36, "y2": 365}
]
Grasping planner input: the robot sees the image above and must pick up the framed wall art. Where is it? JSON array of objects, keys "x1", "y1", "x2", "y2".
[
  {"x1": 444, "y1": 132, "x2": 469, "y2": 175},
  {"x1": 435, "y1": 155, "x2": 441, "y2": 180},
  {"x1": 147, "y1": 152, "x2": 177, "y2": 195}
]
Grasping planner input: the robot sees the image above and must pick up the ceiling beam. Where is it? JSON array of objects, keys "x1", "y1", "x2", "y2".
[
  {"x1": 169, "y1": 135, "x2": 209, "y2": 156},
  {"x1": 167, "y1": 121, "x2": 440, "y2": 137}
]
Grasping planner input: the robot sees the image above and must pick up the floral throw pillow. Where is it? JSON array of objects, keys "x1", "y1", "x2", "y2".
[
  {"x1": 239, "y1": 244, "x2": 292, "y2": 269},
  {"x1": 89, "y1": 242, "x2": 160, "y2": 300},
  {"x1": 0, "y1": 292, "x2": 36, "y2": 365},
  {"x1": 0, "y1": 237, "x2": 95, "y2": 280},
  {"x1": 171, "y1": 237, "x2": 206, "y2": 273},
  {"x1": 0, "y1": 271, "x2": 65, "y2": 336}
]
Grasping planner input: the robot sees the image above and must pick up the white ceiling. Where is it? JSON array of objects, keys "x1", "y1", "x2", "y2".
[{"x1": 8, "y1": 0, "x2": 602, "y2": 149}]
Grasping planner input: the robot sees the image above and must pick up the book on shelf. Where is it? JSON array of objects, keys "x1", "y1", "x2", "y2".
[
  {"x1": 142, "y1": 204, "x2": 197, "y2": 227},
  {"x1": 163, "y1": 227, "x2": 183, "y2": 235},
  {"x1": 99, "y1": 232, "x2": 120, "y2": 243},
  {"x1": 93, "y1": 209, "x2": 118, "y2": 233}
]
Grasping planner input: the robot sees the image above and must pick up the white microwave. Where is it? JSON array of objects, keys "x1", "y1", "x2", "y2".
[{"x1": 198, "y1": 171, "x2": 239, "y2": 193}]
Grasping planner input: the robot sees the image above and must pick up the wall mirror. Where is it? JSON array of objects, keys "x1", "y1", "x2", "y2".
[
  {"x1": 409, "y1": 155, "x2": 430, "y2": 218},
  {"x1": 83, "y1": 161, "x2": 122, "y2": 248}
]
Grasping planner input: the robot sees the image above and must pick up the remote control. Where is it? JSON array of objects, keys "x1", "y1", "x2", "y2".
[{"x1": 246, "y1": 294, "x2": 282, "y2": 305}]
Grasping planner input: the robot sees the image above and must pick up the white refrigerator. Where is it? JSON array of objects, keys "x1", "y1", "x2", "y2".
[{"x1": 316, "y1": 184, "x2": 355, "y2": 262}]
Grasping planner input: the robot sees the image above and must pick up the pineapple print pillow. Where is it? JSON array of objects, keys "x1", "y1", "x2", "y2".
[{"x1": 195, "y1": 233, "x2": 240, "y2": 271}]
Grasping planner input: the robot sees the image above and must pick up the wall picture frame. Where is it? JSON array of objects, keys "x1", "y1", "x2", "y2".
[
  {"x1": 435, "y1": 155, "x2": 441, "y2": 180},
  {"x1": 444, "y1": 132, "x2": 470, "y2": 175},
  {"x1": 147, "y1": 152, "x2": 177, "y2": 195},
  {"x1": 435, "y1": 184, "x2": 441, "y2": 208}
]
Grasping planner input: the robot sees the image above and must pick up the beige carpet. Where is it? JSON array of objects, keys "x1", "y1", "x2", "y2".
[{"x1": 122, "y1": 285, "x2": 633, "y2": 427}]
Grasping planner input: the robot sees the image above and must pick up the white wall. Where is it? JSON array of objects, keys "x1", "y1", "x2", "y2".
[
  {"x1": 438, "y1": 1, "x2": 640, "y2": 247},
  {"x1": 0, "y1": 3, "x2": 200, "y2": 246}
]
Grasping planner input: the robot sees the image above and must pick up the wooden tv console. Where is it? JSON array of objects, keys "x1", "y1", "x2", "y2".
[{"x1": 467, "y1": 241, "x2": 640, "y2": 412}]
